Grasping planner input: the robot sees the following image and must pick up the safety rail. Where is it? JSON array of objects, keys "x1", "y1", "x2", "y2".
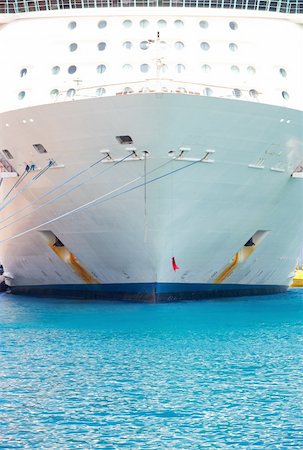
[
  {"x1": 0, "y1": 0, "x2": 302, "y2": 13},
  {"x1": 51, "y1": 78, "x2": 263, "y2": 102}
]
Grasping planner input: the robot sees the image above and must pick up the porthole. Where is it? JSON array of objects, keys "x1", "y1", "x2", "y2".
[
  {"x1": 176, "y1": 64, "x2": 185, "y2": 74},
  {"x1": 231, "y1": 65, "x2": 240, "y2": 73},
  {"x1": 199, "y1": 20, "x2": 208, "y2": 29},
  {"x1": 20, "y1": 68, "x2": 27, "y2": 78},
  {"x1": 123, "y1": 41, "x2": 133, "y2": 51},
  {"x1": 279, "y1": 68, "x2": 287, "y2": 78},
  {"x1": 67, "y1": 88, "x2": 76, "y2": 98},
  {"x1": 50, "y1": 89, "x2": 59, "y2": 98},
  {"x1": 233, "y1": 88, "x2": 242, "y2": 98},
  {"x1": 140, "y1": 41, "x2": 149, "y2": 50},
  {"x1": 229, "y1": 43, "x2": 238, "y2": 52},
  {"x1": 282, "y1": 91, "x2": 289, "y2": 100},
  {"x1": 96, "y1": 87, "x2": 106, "y2": 96},
  {"x1": 247, "y1": 66, "x2": 256, "y2": 75},
  {"x1": 249, "y1": 89, "x2": 258, "y2": 98},
  {"x1": 175, "y1": 41, "x2": 184, "y2": 50},
  {"x1": 200, "y1": 42, "x2": 210, "y2": 51},
  {"x1": 174, "y1": 20, "x2": 184, "y2": 28},
  {"x1": 160, "y1": 41, "x2": 167, "y2": 49},
  {"x1": 98, "y1": 20, "x2": 107, "y2": 29},
  {"x1": 122, "y1": 64, "x2": 133, "y2": 72},
  {"x1": 97, "y1": 64, "x2": 106, "y2": 74},
  {"x1": 140, "y1": 64, "x2": 150, "y2": 73},
  {"x1": 201, "y1": 64, "x2": 211, "y2": 73},
  {"x1": 69, "y1": 43, "x2": 78, "y2": 52},
  {"x1": 157, "y1": 20, "x2": 167, "y2": 28},
  {"x1": 97, "y1": 42, "x2": 106, "y2": 51},
  {"x1": 68, "y1": 21, "x2": 77, "y2": 30},
  {"x1": 52, "y1": 65, "x2": 60, "y2": 75},
  {"x1": 229, "y1": 21, "x2": 238, "y2": 30},
  {"x1": 203, "y1": 87, "x2": 213, "y2": 96},
  {"x1": 161, "y1": 64, "x2": 168, "y2": 73},
  {"x1": 140, "y1": 20, "x2": 149, "y2": 29},
  {"x1": 68, "y1": 65, "x2": 77, "y2": 74},
  {"x1": 123, "y1": 19, "x2": 132, "y2": 28},
  {"x1": 18, "y1": 91, "x2": 25, "y2": 100}
]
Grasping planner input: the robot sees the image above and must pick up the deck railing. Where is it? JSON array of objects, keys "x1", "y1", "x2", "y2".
[
  {"x1": 0, "y1": 0, "x2": 302, "y2": 13},
  {"x1": 50, "y1": 78, "x2": 263, "y2": 103}
]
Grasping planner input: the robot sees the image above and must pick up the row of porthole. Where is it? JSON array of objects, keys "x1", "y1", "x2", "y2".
[
  {"x1": 200, "y1": 42, "x2": 238, "y2": 51},
  {"x1": 122, "y1": 64, "x2": 257, "y2": 74},
  {"x1": 25, "y1": 63, "x2": 243, "y2": 76},
  {"x1": 19, "y1": 65, "x2": 287, "y2": 78},
  {"x1": 66, "y1": 41, "x2": 185, "y2": 52},
  {"x1": 50, "y1": 87, "x2": 255, "y2": 98},
  {"x1": 17, "y1": 89, "x2": 290, "y2": 101},
  {"x1": 65, "y1": 41, "x2": 238, "y2": 52},
  {"x1": 67, "y1": 19, "x2": 238, "y2": 30},
  {"x1": 198, "y1": 65, "x2": 254, "y2": 75}
]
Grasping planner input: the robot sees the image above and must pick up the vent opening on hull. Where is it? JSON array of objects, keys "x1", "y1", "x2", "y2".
[
  {"x1": 33, "y1": 144, "x2": 47, "y2": 154},
  {"x1": 292, "y1": 161, "x2": 303, "y2": 178},
  {"x1": 116, "y1": 135, "x2": 133, "y2": 145},
  {"x1": 2, "y1": 149, "x2": 13, "y2": 159},
  {"x1": 39, "y1": 230, "x2": 100, "y2": 285},
  {"x1": 213, "y1": 230, "x2": 270, "y2": 284},
  {"x1": 0, "y1": 157, "x2": 16, "y2": 174}
]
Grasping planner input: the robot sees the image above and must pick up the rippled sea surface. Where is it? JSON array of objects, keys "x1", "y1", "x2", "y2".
[{"x1": 0, "y1": 290, "x2": 303, "y2": 449}]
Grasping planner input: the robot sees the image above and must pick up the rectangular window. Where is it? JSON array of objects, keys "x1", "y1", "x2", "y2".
[
  {"x1": 116, "y1": 135, "x2": 133, "y2": 145},
  {"x1": 33, "y1": 144, "x2": 47, "y2": 154}
]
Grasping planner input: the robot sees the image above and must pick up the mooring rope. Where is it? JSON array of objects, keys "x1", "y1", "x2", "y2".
[
  {"x1": 0, "y1": 153, "x2": 135, "y2": 234},
  {"x1": 0, "y1": 157, "x2": 202, "y2": 245},
  {"x1": 85, "y1": 157, "x2": 201, "y2": 212},
  {"x1": 143, "y1": 151, "x2": 148, "y2": 242},
  {"x1": 0, "y1": 153, "x2": 129, "y2": 227},
  {"x1": 32, "y1": 161, "x2": 54, "y2": 181},
  {"x1": 1, "y1": 167, "x2": 30, "y2": 204},
  {"x1": 0, "y1": 161, "x2": 54, "y2": 213}
]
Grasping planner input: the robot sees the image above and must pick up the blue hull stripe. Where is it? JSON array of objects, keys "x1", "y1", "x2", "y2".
[{"x1": 10, "y1": 283, "x2": 288, "y2": 302}]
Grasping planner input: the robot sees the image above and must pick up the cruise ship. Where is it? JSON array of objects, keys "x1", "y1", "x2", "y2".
[{"x1": 0, "y1": 0, "x2": 302, "y2": 301}]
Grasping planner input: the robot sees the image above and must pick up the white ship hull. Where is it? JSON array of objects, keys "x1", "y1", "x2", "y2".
[
  {"x1": 0, "y1": 94, "x2": 302, "y2": 300},
  {"x1": 0, "y1": 5, "x2": 302, "y2": 300}
]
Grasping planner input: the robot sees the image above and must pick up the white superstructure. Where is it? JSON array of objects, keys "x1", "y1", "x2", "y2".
[{"x1": 0, "y1": 0, "x2": 302, "y2": 300}]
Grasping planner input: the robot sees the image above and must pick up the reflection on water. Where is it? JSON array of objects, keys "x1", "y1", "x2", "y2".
[{"x1": 0, "y1": 290, "x2": 303, "y2": 449}]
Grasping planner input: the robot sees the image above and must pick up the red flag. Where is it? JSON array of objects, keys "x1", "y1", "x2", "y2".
[{"x1": 172, "y1": 257, "x2": 180, "y2": 272}]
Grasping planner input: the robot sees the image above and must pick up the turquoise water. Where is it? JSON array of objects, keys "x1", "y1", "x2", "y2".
[{"x1": 0, "y1": 291, "x2": 303, "y2": 449}]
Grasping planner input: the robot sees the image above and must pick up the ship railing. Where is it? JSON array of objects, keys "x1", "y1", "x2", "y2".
[
  {"x1": 0, "y1": 0, "x2": 302, "y2": 14},
  {"x1": 50, "y1": 78, "x2": 262, "y2": 103}
]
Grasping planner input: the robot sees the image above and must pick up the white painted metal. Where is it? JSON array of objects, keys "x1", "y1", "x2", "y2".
[{"x1": 0, "y1": 7, "x2": 302, "y2": 291}]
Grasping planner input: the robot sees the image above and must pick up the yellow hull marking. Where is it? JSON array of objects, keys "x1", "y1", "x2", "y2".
[
  {"x1": 50, "y1": 245, "x2": 100, "y2": 284},
  {"x1": 213, "y1": 252, "x2": 240, "y2": 284}
]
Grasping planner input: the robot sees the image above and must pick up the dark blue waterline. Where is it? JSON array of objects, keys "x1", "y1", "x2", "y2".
[{"x1": 10, "y1": 282, "x2": 287, "y2": 302}]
